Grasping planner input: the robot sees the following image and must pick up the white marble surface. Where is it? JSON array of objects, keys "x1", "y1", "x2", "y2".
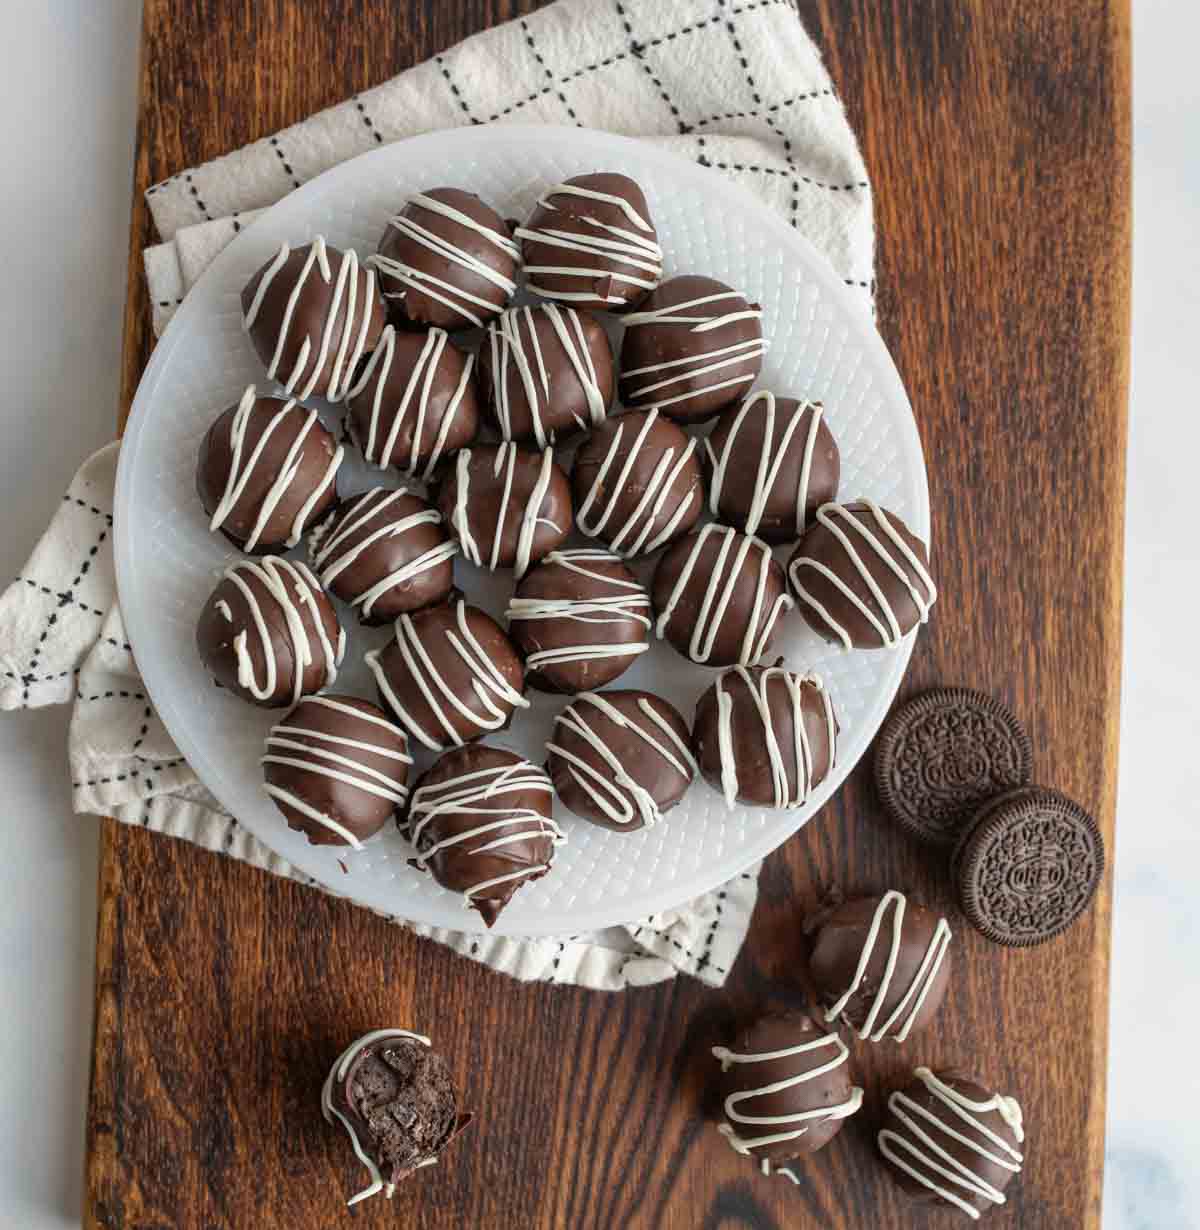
[{"x1": 0, "y1": 3, "x2": 1195, "y2": 1227}]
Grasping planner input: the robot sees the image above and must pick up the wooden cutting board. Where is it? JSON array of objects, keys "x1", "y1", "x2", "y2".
[{"x1": 85, "y1": 1, "x2": 1130, "y2": 1226}]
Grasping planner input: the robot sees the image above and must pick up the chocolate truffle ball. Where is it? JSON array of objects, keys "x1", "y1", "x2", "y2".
[
  {"x1": 365, "y1": 599, "x2": 528, "y2": 751},
  {"x1": 878, "y1": 1067, "x2": 1025, "y2": 1218},
  {"x1": 572, "y1": 409, "x2": 704, "y2": 557},
  {"x1": 308, "y1": 487, "x2": 457, "y2": 625},
  {"x1": 619, "y1": 275, "x2": 767, "y2": 423},
  {"x1": 547, "y1": 690, "x2": 695, "y2": 831},
  {"x1": 693, "y1": 664, "x2": 837, "y2": 809},
  {"x1": 809, "y1": 891, "x2": 953, "y2": 1042},
  {"x1": 652, "y1": 524, "x2": 794, "y2": 667},
  {"x1": 263, "y1": 695, "x2": 411, "y2": 847},
  {"x1": 407, "y1": 744, "x2": 563, "y2": 926},
  {"x1": 196, "y1": 556, "x2": 344, "y2": 708},
  {"x1": 371, "y1": 187, "x2": 518, "y2": 330},
  {"x1": 345, "y1": 325, "x2": 480, "y2": 479},
  {"x1": 196, "y1": 386, "x2": 343, "y2": 553},
  {"x1": 322, "y1": 1028, "x2": 473, "y2": 1206},
  {"x1": 705, "y1": 392, "x2": 840, "y2": 543},
  {"x1": 506, "y1": 548, "x2": 651, "y2": 693},
  {"x1": 241, "y1": 237, "x2": 385, "y2": 401},
  {"x1": 515, "y1": 172, "x2": 663, "y2": 312},
  {"x1": 479, "y1": 304, "x2": 615, "y2": 446},
  {"x1": 712, "y1": 1010, "x2": 863, "y2": 1172},
  {"x1": 788, "y1": 501, "x2": 937, "y2": 650},
  {"x1": 436, "y1": 443, "x2": 572, "y2": 577}
]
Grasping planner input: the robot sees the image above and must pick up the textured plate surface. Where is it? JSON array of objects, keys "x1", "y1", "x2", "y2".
[{"x1": 116, "y1": 126, "x2": 929, "y2": 936}]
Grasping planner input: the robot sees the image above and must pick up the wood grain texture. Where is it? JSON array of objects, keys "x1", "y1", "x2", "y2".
[{"x1": 89, "y1": 0, "x2": 1131, "y2": 1226}]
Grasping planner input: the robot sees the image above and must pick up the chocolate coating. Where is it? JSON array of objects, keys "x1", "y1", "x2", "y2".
[
  {"x1": 373, "y1": 187, "x2": 517, "y2": 330},
  {"x1": 345, "y1": 325, "x2": 480, "y2": 479},
  {"x1": 619, "y1": 275, "x2": 765, "y2": 423},
  {"x1": 809, "y1": 892, "x2": 952, "y2": 1041},
  {"x1": 572, "y1": 409, "x2": 704, "y2": 557},
  {"x1": 712, "y1": 1010, "x2": 862, "y2": 1168},
  {"x1": 548, "y1": 690, "x2": 695, "y2": 831},
  {"x1": 479, "y1": 304, "x2": 615, "y2": 446},
  {"x1": 365, "y1": 600, "x2": 528, "y2": 750},
  {"x1": 263, "y1": 696, "x2": 411, "y2": 846},
  {"x1": 652, "y1": 524, "x2": 793, "y2": 667},
  {"x1": 878, "y1": 1068, "x2": 1025, "y2": 1217},
  {"x1": 241, "y1": 237, "x2": 385, "y2": 401},
  {"x1": 693, "y1": 664, "x2": 837, "y2": 809},
  {"x1": 197, "y1": 387, "x2": 341, "y2": 553},
  {"x1": 516, "y1": 172, "x2": 662, "y2": 312},
  {"x1": 308, "y1": 487, "x2": 456, "y2": 625},
  {"x1": 407, "y1": 744, "x2": 560, "y2": 926},
  {"x1": 196, "y1": 557, "x2": 343, "y2": 709},
  {"x1": 788, "y1": 502, "x2": 937, "y2": 649},
  {"x1": 704, "y1": 393, "x2": 840, "y2": 543},
  {"x1": 436, "y1": 443, "x2": 572, "y2": 576},
  {"x1": 507, "y1": 548, "x2": 651, "y2": 693}
]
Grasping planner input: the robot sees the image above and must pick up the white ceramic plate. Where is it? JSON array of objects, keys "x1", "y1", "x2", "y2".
[{"x1": 115, "y1": 126, "x2": 928, "y2": 936}]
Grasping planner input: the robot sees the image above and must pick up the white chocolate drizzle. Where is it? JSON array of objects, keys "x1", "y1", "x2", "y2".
[
  {"x1": 242, "y1": 237, "x2": 379, "y2": 401},
  {"x1": 346, "y1": 325, "x2": 475, "y2": 479},
  {"x1": 575, "y1": 410, "x2": 700, "y2": 557},
  {"x1": 878, "y1": 1068, "x2": 1024, "y2": 1220},
  {"x1": 485, "y1": 304, "x2": 608, "y2": 447},
  {"x1": 712, "y1": 1029, "x2": 863, "y2": 1162},
  {"x1": 309, "y1": 488, "x2": 458, "y2": 620},
  {"x1": 547, "y1": 691, "x2": 696, "y2": 829},
  {"x1": 712, "y1": 665, "x2": 836, "y2": 809},
  {"x1": 506, "y1": 548, "x2": 651, "y2": 673},
  {"x1": 219, "y1": 557, "x2": 344, "y2": 706},
  {"x1": 654, "y1": 524, "x2": 793, "y2": 665},
  {"x1": 370, "y1": 192, "x2": 518, "y2": 329},
  {"x1": 705, "y1": 391, "x2": 825, "y2": 538},
  {"x1": 788, "y1": 501, "x2": 938, "y2": 650},
  {"x1": 364, "y1": 600, "x2": 530, "y2": 751},
  {"x1": 621, "y1": 290, "x2": 767, "y2": 414},
  {"x1": 823, "y1": 890, "x2": 952, "y2": 1042},
  {"x1": 320, "y1": 1028, "x2": 438, "y2": 1206}
]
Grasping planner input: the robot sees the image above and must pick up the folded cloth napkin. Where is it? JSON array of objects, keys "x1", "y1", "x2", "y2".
[{"x1": 1, "y1": 0, "x2": 872, "y2": 991}]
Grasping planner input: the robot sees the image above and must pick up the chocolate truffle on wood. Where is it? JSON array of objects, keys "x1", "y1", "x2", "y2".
[
  {"x1": 437, "y1": 443, "x2": 572, "y2": 577},
  {"x1": 263, "y1": 695, "x2": 411, "y2": 848},
  {"x1": 242, "y1": 237, "x2": 385, "y2": 401},
  {"x1": 705, "y1": 392, "x2": 840, "y2": 543},
  {"x1": 692, "y1": 664, "x2": 837, "y2": 809},
  {"x1": 365, "y1": 599, "x2": 529, "y2": 751},
  {"x1": 506, "y1": 548, "x2": 651, "y2": 693},
  {"x1": 548, "y1": 690, "x2": 696, "y2": 831},
  {"x1": 809, "y1": 891, "x2": 953, "y2": 1042},
  {"x1": 407, "y1": 744, "x2": 563, "y2": 926},
  {"x1": 196, "y1": 556, "x2": 344, "y2": 708},
  {"x1": 322, "y1": 1028, "x2": 472, "y2": 1206},
  {"x1": 712, "y1": 1010, "x2": 863, "y2": 1173},
  {"x1": 197, "y1": 386, "x2": 343, "y2": 553},
  {"x1": 652, "y1": 524, "x2": 793, "y2": 667},
  {"x1": 879, "y1": 1067, "x2": 1025, "y2": 1219},
  {"x1": 479, "y1": 304, "x2": 614, "y2": 446},
  {"x1": 619, "y1": 275, "x2": 767, "y2": 423},
  {"x1": 788, "y1": 501, "x2": 937, "y2": 650},
  {"x1": 345, "y1": 325, "x2": 479, "y2": 479},
  {"x1": 371, "y1": 187, "x2": 518, "y2": 330},
  {"x1": 308, "y1": 487, "x2": 457, "y2": 625},
  {"x1": 515, "y1": 172, "x2": 663, "y2": 312},
  {"x1": 572, "y1": 409, "x2": 703, "y2": 557}
]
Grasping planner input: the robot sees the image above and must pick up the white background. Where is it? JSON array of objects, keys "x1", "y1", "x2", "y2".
[{"x1": 0, "y1": 3, "x2": 1195, "y2": 1226}]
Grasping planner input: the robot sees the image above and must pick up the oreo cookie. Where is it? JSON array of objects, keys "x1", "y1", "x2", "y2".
[
  {"x1": 953, "y1": 787, "x2": 1105, "y2": 947},
  {"x1": 874, "y1": 688, "x2": 1033, "y2": 846}
]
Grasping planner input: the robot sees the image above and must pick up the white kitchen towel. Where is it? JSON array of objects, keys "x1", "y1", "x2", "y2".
[{"x1": 3, "y1": 0, "x2": 872, "y2": 991}]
